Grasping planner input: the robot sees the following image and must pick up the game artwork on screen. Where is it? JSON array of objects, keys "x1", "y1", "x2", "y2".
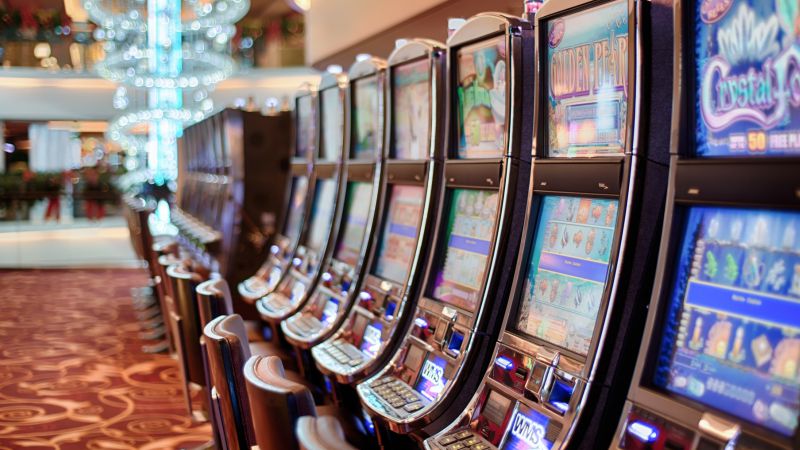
[
  {"x1": 431, "y1": 189, "x2": 499, "y2": 312},
  {"x1": 655, "y1": 206, "x2": 800, "y2": 436},
  {"x1": 321, "y1": 88, "x2": 343, "y2": 160},
  {"x1": 457, "y1": 37, "x2": 507, "y2": 158},
  {"x1": 296, "y1": 95, "x2": 316, "y2": 158},
  {"x1": 516, "y1": 196, "x2": 619, "y2": 356},
  {"x1": 393, "y1": 59, "x2": 431, "y2": 159},
  {"x1": 374, "y1": 185, "x2": 425, "y2": 283},
  {"x1": 353, "y1": 77, "x2": 381, "y2": 159},
  {"x1": 335, "y1": 182, "x2": 373, "y2": 266},
  {"x1": 695, "y1": 0, "x2": 800, "y2": 157},
  {"x1": 547, "y1": 0, "x2": 629, "y2": 157}
]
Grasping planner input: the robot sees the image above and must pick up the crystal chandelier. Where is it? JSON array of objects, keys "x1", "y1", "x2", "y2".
[{"x1": 85, "y1": 0, "x2": 249, "y2": 183}]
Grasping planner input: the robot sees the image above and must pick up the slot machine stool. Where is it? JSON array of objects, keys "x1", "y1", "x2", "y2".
[
  {"x1": 295, "y1": 416, "x2": 357, "y2": 450},
  {"x1": 243, "y1": 355, "x2": 345, "y2": 450}
]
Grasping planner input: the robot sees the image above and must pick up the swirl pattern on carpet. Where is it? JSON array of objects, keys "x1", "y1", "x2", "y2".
[{"x1": 0, "y1": 269, "x2": 211, "y2": 450}]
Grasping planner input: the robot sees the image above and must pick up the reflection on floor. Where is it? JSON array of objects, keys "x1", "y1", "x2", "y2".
[
  {"x1": 0, "y1": 268, "x2": 212, "y2": 450},
  {"x1": 0, "y1": 217, "x2": 140, "y2": 268}
]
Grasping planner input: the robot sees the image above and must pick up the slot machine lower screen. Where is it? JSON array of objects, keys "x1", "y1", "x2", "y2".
[
  {"x1": 515, "y1": 195, "x2": 619, "y2": 356},
  {"x1": 653, "y1": 206, "x2": 800, "y2": 436},
  {"x1": 430, "y1": 189, "x2": 500, "y2": 312},
  {"x1": 334, "y1": 182, "x2": 373, "y2": 265},
  {"x1": 502, "y1": 403, "x2": 558, "y2": 450},
  {"x1": 373, "y1": 185, "x2": 426, "y2": 283},
  {"x1": 415, "y1": 355, "x2": 449, "y2": 402},
  {"x1": 307, "y1": 179, "x2": 338, "y2": 251},
  {"x1": 284, "y1": 176, "x2": 308, "y2": 241},
  {"x1": 360, "y1": 322, "x2": 384, "y2": 357}
]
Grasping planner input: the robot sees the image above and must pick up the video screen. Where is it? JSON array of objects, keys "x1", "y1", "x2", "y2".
[
  {"x1": 283, "y1": 176, "x2": 308, "y2": 241},
  {"x1": 502, "y1": 403, "x2": 557, "y2": 450},
  {"x1": 654, "y1": 206, "x2": 800, "y2": 436},
  {"x1": 296, "y1": 94, "x2": 315, "y2": 158},
  {"x1": 352, "y1": 76, "x2": 381, "y2": 159},
  {"x1": 360, "y1": 322, "x2": 383, "y2": 358},
  {"x1": 320, "y1": 87, "x2": 343, "y2": 161},
  {"x1": 456, "y1": 36, "x2": 507, "y2": 158},
  {"x1": 693, "y1": 0, "x2": 800, "y2": 157},
  {"x1": 393, "y1": 58, "x2": 431, "y2": 159},
  {"x1": 306, "y1": 179, "x2": 338, "y2": 251},
  {"x1": 373, "y1": 185, "x2": 426, "y2": 283},
  {"x1": 415, "y1": 355, "x2": 448, "y2": 402},
  {"x1": 430, "y1": 189, "x2": 499, "y2": 311},
  {"x1": 516, "y1": 196, "x2": 620, "y2": 356},
  {"x1": 320, "y1": 297, "x2": 339, "y2": 324},
  {"x1": 334, "y1": 182, "x2": 373, "y2": 266},
  {"x1": 546, "y1": 0, "x2": 629, "y2": 157}
]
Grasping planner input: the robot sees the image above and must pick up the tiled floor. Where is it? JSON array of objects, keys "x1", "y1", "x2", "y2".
[{"x1": 0, "y1": 217, "x2": 141, "y2": 268}]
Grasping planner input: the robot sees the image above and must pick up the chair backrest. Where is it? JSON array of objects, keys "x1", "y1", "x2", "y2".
[
  {"x1": 203, "y1": 314, "x2": 255, "y2": 450},
  {"x1": 295, "y1": 416, "x2": 357, "y2": 450},
  {"x1": 243, "y1": 355, "x2": 316, "y2": 450},
  {"x1": 166, "y1": 263, "x2": 206, "y2": 386},
  {"x1": 196, "y1": 277, "x2": 234, "y2": 328}
]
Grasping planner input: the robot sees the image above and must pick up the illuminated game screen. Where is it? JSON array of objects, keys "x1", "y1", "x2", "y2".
[
  {"x1": 693, "y1": 0, "x2": 800, "y2": 157},
  {"x1": 283, "y1": 176, "x2": 308, "y2": 241},
  {"x1": 654, "y1": 206, "x2": 800, "y2": 436},
  {"x1": 359, "y1": 322, "x2": 383, "y2": 358},
  {"x1": 320, "y1": 297, "x2": 339, "y2": 324},
  {"x1": 334, "y1": 182, "x2": 373, "y2": 266},
  {"x1": 516, "y1": 196, "x2": 620, "y2": 356},
  {"x1": 502, "y1": 403, "x2": 557, "y2": 450},
  {"x1": 306, "y1": 179, "x2": 338, "y2": 251},
  {"x1": 430, "y1": 189, "x2": 499, "y2": 311},
  {"x1": 415, "y1": 355, "x2": 448, "y2": 401},
  {"x1": 546, "y1": 0, "x2": 629, "y2": 157},
  {"x1": 456, "y1": 36, "x2": 507, "y2": 158},
  {"x1": 393, "y1": 58, "x2": 431, "y2": 159},
  {"x1": 373, "y1": 185, "x2": 426, "y2": 283},
  {"x1": 352, "y1": 76, "x2": 381, "y2": 159},
  {"x1": 296, "y1": 95, "x2": 315, "y2": 158},
  {"x1": 320, "y1": 87, "x2": 343, "y2": 160}
]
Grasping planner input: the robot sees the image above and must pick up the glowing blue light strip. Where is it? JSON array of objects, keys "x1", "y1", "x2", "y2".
[{"x1": 494, "y1": 356, "x2": 514, "y2": 370}]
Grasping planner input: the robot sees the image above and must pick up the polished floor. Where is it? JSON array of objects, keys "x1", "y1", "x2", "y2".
[{"x1": 0, "y1": 268, "x2": 211, "y2": 450}]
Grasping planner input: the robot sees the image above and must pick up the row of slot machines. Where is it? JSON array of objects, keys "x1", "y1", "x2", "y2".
[
  {"x1": 174, "y1": 108, "x2": 292, "y2": 300},
  {"x1": 181, "y1": 0, "x2": 799, "y2": 448}
]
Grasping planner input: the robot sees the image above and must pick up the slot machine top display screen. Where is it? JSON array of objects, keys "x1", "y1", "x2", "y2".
[
  {"x1": 373, "y1": 185, "x2": 426, "y2": 283},
  {"x1": 296, "y1": 95, "x2": 315, "y2": 158},
  {"x1": 515, "y1": 196, "x2": 620, "y2": 356},
  {"x1": 352, "y1": 76, "x2": 381, "y2": 159},
  {"x1": 545, "y1": 0, "x2": 629, "y2": 158},
  {"x1": 321, "y1": 87, "x2": 343, "y2": 161},
  {"x1": 653, "y1": 206, "x2": 800, "y2": 436},
  {"x1": 429, "y1": 189, "x2": 500, "y2": 312},
  {"x1": 456, "y1": 36, "x2": 507, "y2": 159},
  {"x1": 306, "y1": 178, "x2": 338, "y2": 252},
  {"x1": 692, "y1": 0, "x2": 800, "y2": 157},
  {"x1": 334, "y1": 182, "x2": 373, "y2": 266},
  {"x1": 284, "y1": 176, "x2": 308, "y2": 241},
  {"x1": 392, "y1": 58, "x2": 431, "y2": 159}
]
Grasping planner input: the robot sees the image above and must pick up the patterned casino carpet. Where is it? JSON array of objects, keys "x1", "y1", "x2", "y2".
[{"x1": 0, "y1": 269, "x2": 212, "y2": 450}]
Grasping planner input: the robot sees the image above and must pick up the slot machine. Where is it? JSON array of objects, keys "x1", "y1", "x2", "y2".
[
  {"x1": 357, "y1": 12, "x2": 535, "y2": 445},
  {"x1": 424, "y1": 0, "x2": 674, "y2": 448},
  {"x1": 614, "y1": 0, "x2": 800, "y2": 449},
  {"x1": 238, "y1": 84, "x2": 317, "y2": 303},
  {"x1": 281, "y1": 56, "x2": 388, "y2": 356},
  {"x1": 311, "y1": 38, "x2": 446, "y2": 392},
  {"x1": 257, "y1": 70, "x2": 349, "y2": 329}
]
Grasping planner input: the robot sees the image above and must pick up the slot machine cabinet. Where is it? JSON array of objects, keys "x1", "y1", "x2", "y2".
[
  {"x1": 425, "y1": 0, "x2": 675, "y2": 448},
  {"x1": 174, "y1": 108, "x2": 293, "y2": 317},
  {"x1": 311, "y1": 39, "x2": 446, "y2": 388},
  {"x1": 614, "y1": 0, "x2": 800, "y2": 449},
  {"x1": 238, "y1": 85, "x2": 317, "y2": 303},
  {"x1": 281, "y1": 56, "x2": 388, "y2": 354},
  {"x1": 257, "y1": 71, "x2": 349, "y2": 330},
  {"x1": 357, "y1": 13, "x2": 535, "y2": 444}
]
